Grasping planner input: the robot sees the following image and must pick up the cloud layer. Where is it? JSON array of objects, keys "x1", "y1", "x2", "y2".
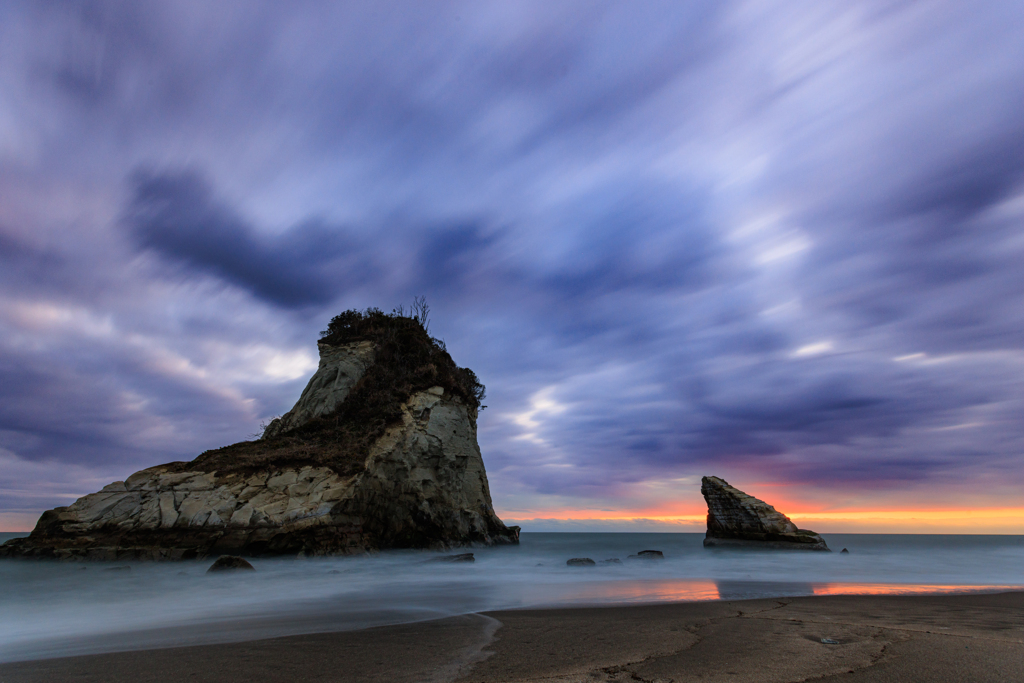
[{"x1": 2, "y1": 0, "x2": 1024, "y2": 528}]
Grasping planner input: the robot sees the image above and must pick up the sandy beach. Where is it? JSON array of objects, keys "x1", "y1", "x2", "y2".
[{"x1": 2, "y1": 591, "x2": 1021, "y2": 682}]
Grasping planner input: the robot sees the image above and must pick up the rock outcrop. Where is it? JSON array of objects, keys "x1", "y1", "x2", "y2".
[
  {"x1": 207, "y1": 555, "x2": 255, "y2": 572},
  {"x1": 701, "y1": 476, "x2": 829, "y2": 551},
  {"x1": 261, "y1": 341, "x2": 376, "y2": 439},
  {"x1": 1, "y1": 309, "x2": 519, "y2": 561}
]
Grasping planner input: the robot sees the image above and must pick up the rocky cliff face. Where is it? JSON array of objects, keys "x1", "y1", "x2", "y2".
[
  {"x1": 1, "y1": 323, "x2": 519, "y2": 561},
  {"x1": 261, "y1": 341, "x2": 375, "y2": 439},
  {"x1": 701, "y1": 476, "x2": 829, "y2": 551}
]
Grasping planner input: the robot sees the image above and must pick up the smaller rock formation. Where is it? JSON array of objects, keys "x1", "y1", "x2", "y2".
[
  {"x1": 208, "y1": 555, "x2": 255, "y2": 572},
  {"x1": 626, "y1": 549, "x2": 664, "y2": 560},
  {"x1": 599, "y1": 558, "x2": 622, "y2": 564},
  {"x1": 566, "y1": 557, "x2": 596, "y2": 566},
  {"x1": 701, "y1": 476, "x2": 829, "y2": 551},
  {"x1": 840, "y1": 548, "x2": 849, "y2": 554}
]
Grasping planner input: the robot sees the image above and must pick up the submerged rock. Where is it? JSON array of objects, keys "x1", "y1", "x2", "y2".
[
  {"x1": 626, "y1": 549, "x2": 664, "y2": 560},
  {"x1": 840, "y1": 548, "x2": 850, "y2": 554},
  {"x1": 427, "y1": 553, "x2": 475, "y2": 563},
  {"x1": 1, "y1": 310, "x2": 519, "y2": 561},
  {"x1": 701, "y1": 476, "x2": 829, "y2": 551},
  {"x1": 207, "y1": 555, "x2": 255, "y2": 572},
  {"x1": 567, "y1": 557, "x2": 596, "y2": 566},
  {"x1": 599, "y1": 558, "x2": 622, "y2": 564}
]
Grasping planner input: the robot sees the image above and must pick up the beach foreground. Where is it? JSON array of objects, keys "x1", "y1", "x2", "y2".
[{"x1": 2, "y1": 591, "x2": 1021, "y2": 682}]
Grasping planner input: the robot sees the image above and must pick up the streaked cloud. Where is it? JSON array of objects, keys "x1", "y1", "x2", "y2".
[{"x1": 1, "y1": 0, "x2": 1023, "y2": 529}]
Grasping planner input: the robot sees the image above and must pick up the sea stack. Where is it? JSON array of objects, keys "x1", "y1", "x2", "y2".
[
  {"x1": 701, "y1": 476, "x2": 829, "y2": 551},
  {"x1": 0, "y1": 308, "x2": 519, "y2": 561}
]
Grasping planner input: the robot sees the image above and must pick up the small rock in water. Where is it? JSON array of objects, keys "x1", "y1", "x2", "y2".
[
  {"x1": 627, "y1": 550, "x2": 664, "y2": 560},
  {"x1": 207, "y1": 555, "x2": 255, "y2": 573},
  {"x1": 104, "y1": 565, "x2": 131, "y2": 572},
  {"x1": 840, "y1": 548, "x2": 849, "y2": 554},
  {"x1": 821, "y1": 638, "x2": 840, "y2": 645},
  {"x1": 567, "y1": 557, "x2": 596, "y2": 566},
  {"x1": 327, "y1": 569, "x2": 342, "y2": 574},
  {"x1": 176, "y1": 571, "x2": 188, "y2": 576},
  {"x1": 599, "y1": 558, "x2": 622, "y2": 564},
  {"x1": 427, "y1": 553, "x2": 475, "y2": 563}
]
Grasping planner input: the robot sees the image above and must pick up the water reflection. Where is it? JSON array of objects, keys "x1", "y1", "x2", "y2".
[
  {"x1": 533, "y1": 579, "x2": 1024, "y2": 606},
  {"x1": 715, "y1": 580, "x2": 814, "y2": 600},
  {"x1": 548, "y1": 579, "x2": 721, "y2": 604},
  {"x1": 809, "y1": 583, "x2": 1019, "y2": 596}
]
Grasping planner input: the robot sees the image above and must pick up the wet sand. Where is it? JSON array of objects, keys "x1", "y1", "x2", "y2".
[{"x1": 2, "y1": 591, "x2": 1022, "y2": 682}]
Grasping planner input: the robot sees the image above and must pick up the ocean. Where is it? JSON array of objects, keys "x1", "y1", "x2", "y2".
[{"x1": 1, "y1": 532, "x2": 1022, "y2": 662}]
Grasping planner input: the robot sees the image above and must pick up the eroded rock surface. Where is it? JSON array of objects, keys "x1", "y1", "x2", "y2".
[
  {"x1": 1, "y1": 337, "x2": 518, "y2": 561},
  {"x1": 261, "y1": 341, "x2": 375, "y2": 439},
  {"x1": 701, "y1": 475, "x2": 829, "y2": 551}
]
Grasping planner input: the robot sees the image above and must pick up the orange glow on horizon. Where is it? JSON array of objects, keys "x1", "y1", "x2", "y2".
[
  {"x1": 499, "y1": 505, "x2": 1024, "y2": 533},
  {"x1": 4, "y1": 506, "x2": 1023, "y2": 534}
]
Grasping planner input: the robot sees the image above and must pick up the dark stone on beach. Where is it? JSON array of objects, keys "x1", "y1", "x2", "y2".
[
  {"x1": 207, "y1": 555, "x2": 255, "y2": 573},
  {"x1": 701, "y1": 476, "x2": 829, "y2": 551},
  {"x1": 427, "y1": 553, "x2": 475, "y2": 563},
  {"x1": 840, "y1": 548, "x2": 849, "y2": 554},
  {"x1": 104, "y1": 565, "x2": 131, "y2": 572},
  {"x1": 567, "y1": 557, "x2": 596, "y2": 566},
  {"x1": 600, "y1": 558, "x2": 622, "y2": 564}
]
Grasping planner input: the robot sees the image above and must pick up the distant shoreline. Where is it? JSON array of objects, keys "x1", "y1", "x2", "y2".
[{"x1": 2, "y1": 590, "x2": 1022, "y2": 682}]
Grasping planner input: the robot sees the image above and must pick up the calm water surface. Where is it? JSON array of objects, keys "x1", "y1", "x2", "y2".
[{"x1": 2, "y1": 532, "x2": 1022, "y2": 661}]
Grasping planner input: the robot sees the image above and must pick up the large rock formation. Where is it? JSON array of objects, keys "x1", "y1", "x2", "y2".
[
  {"x1": 1, "y1": 309, "x2": 519, "y2": 561},
  {"x1": 701, "y1": 476, "x2": 829, "y2": 551}
]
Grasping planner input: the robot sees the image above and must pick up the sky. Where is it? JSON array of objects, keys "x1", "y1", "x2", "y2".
[{"x1": 2, "y1": 1, "x2": 1024, "y2": 533}]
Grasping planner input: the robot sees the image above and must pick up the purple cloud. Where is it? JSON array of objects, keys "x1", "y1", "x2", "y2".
[{"x1": 1, "y1": 0, "x2": 1024, "y2": 527}]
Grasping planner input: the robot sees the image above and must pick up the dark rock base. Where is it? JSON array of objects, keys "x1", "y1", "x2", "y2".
[{"x1": 1, "y1": 520, "x2": 520, "y2": 562}]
